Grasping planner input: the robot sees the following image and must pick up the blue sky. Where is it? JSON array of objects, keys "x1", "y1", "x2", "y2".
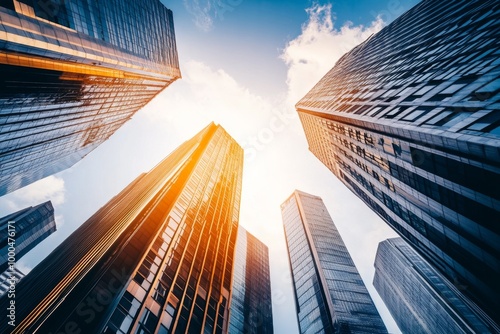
[{"x1": 0, "y1": 1, "x2": 421, "y2": 333}]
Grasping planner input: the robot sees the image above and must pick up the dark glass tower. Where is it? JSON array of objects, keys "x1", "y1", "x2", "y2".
[
  {"x1": 228, "y1": 226, "x2": 273, "y2": 334},
  {"x1": 0, "y1": 0, "x2": 180, "y2": 195},
  {"x1": 281, "y1": 190, "x2": 387, "y2": 334},
  {"x1": 296, "y1": 0, "x2": 500, "y2": 322},
  {"x1": 0, "y1": 123, "x2": 243, "y2": 334},
  {"x1": 374, "y1": 238, "x2": 499, "y2": 334},
  {"x1": 0, "y1": 201, "x2": 56, "y2": 274}
]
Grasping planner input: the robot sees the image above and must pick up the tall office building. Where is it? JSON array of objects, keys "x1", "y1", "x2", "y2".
[
  {"x1": 0, "y1": 123, "x2": 243, "y2": 334},
  {"x1": 229, "y1": 226, "x2": 273, "y2": 334},
  {"x1": 373, "y1": 238, "x2": 499, "y2": 334},
  {"x1": 296, "y1": 0, "x2": 500, "y2": 322},
  {"x1": 0, "y1": 0, "x2": 180, "y2": 195},
  {"x1": 0, "y1": 267, "x2": 24, "y2": 297},
  {"x1": 281, "y1": 190, "x2": 387, "y2": 334},
  {"x1": 0, "y1": 201, "x2": 56, "y2": 274}
]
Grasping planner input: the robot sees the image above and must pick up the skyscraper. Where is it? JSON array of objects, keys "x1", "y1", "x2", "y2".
[
  {"x1": 0, "y1": 201, "x2": 56, "y2": 274},
  {"x1": 0, "y1": 0, "x2": 180, "y2": 195},
  {"x1": 296, "y1": 0, "x2": 500, "y2": 322},
  {"x1": 0, "y1": 267, "x2": 24, "y2": 297},
  {"x1": 229, "y1": 226, "x2": 273, "y2": 334},
  {"x1": 281, "y1": 190, "x2": 387, "y2": 334},
  {"x1": 373, "y1": 238, "x2": 499, "y2": 334},
  {"x1": 0, "y1": 122, "x2": 243, "y2": 334}
]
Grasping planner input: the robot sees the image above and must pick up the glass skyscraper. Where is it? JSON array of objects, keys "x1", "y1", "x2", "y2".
[
  {"x1": 0, "y1": 201, "x2": 56, "y2": 274},
  {"x1": 0, "y1": 122, "x2": 243, "y2": 334},
  {"x1": 0, "y1": 267, "x2": 24, "y2": 297},
  {"x1": 374, "y1": 238, "x2": 499, "y2": 334},
  {"x1": 296, "y1": 0, "x2": 499, "y2": 323},
  {"x1": 0, "y1": 0, "x2": 180, "y2": 195},
  {"x1": 229, "y1": 226, "x2": 274, "y2": 334},
  {"x1": 281, "y1": 190, "x2": 387, "y2": 334}
]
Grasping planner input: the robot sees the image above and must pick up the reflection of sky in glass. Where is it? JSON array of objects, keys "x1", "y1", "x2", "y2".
[
  {"x1": 282, "y1": 193, "x2": 333, "y2": 333},
  {"x1": 296, "y1": 0, "x2": 500, "y2": 324},
  {"x1": 0, "y1": 0, "x2": 180, "y2": 195},
  {"x1": 229, "y1": 227, "x2": 273, "y2": 333},
  {"x1": 0, "y1": 124, "x2": 244, "y2": 333},
  {"x1": 282, "y1": 191, "x2": 387, "y2": 333},
  {"x1": 374, "y1": 238, "x2": 499, "y2": 334}
]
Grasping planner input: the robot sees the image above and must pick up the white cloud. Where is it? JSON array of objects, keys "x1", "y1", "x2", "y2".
[
  {"x1": 183, "y1": 0, "x2": 214, "y2": 31},
  {"x1": 125, "y1": 5, "x2": 396, "y2": 332},
  {"x1": 14, "y1": 260, "x2": 33, "y2": 275},
  {"x1": 143, "y1": 5, "x2": 391, "y2": 267},
  {"x1": 183, "y1": 0, "x2": 243, "y2": 31},
  {"x1": 275, "y1": 6, "x2": 402, "y2": 332},
  {"x1": 16, "y1": 175, "x2": 65, "y2": 205},
  {"x1": 281, "y1": 4, "x2": 384, "y2": 107},
  {"x1": 54, "y1": 214, "x2": 65, "y2": 228},
  {"x1": 145, "y1": 60, "x2": 275, "y2": 143},
  {"x1": 2, "y1": 176, "x2": 66, "y2": 211},
  {"x1": 0, "y1": 4, "x2": 400, "y2": 332},
  {"x1": 0, "y1": 4, "x2": 394, "y2": 332}
]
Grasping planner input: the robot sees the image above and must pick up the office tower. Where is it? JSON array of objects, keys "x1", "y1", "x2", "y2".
[
  {"x1": 296, "y1": 0, "x2": 500, "y2": 322},
  {"x1": 374, "y1": 238, "x2": 500, "y2": 334},
  {"x1": 0, "y1": 123, "x2": 243, "y2": 334},
  {"x1": 281, "y1": 190, "x2": 387, "y2": 334},
  {"x1": 0, "y1": 201, "x2": 56, "y2": 274},
  {"x1": 229, "y1": 226, "x2": 273, "y2": 334},
  {"x1": 0, "y1": 0, "x2": 180, "y2": 195},
  {"x1": 0, "y1": 267, "x2": 24, "y2": 297}
]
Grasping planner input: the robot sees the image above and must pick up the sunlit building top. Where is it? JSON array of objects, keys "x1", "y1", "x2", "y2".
[{"x1": 0, "y1": 123, "x2": 244, "y2": 334}]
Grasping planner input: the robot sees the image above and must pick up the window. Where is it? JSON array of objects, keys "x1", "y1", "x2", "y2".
[{"x1": 137, "y1": 309, "x2": 159, "y2": 334}]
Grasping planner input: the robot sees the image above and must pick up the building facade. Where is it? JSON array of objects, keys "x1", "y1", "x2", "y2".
[
  {"x1": 0, "y1": 0, "x2": 180, "y2": 195},
  {"x1": 0, "y1": 123, "x2": 243, "y2": 334},
  {"x1": 0, "y1": 267, "x2": 24, "y2": 297},
  {"x1": 374, "y1": 238, "x2": 499, "y2": 334},
  {"x1": 296, "y1": 0, "x2": 500, "y2": 323},
  {"x1": 229, "y1": 226, "x2": 273, "y2": 334},
  {"x1": 0, "y1": 201, "x2": 56, "y2": 274},
  {"x1": 281, "y1": 190, "x2": 387, "y2": 334}
]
